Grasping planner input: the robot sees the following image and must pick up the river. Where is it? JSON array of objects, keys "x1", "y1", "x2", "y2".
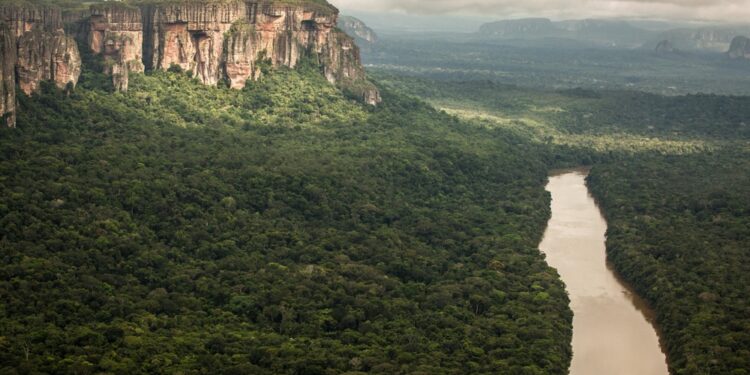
[{"x1": 540, "y1": 169, "x2": 669, "y2": 375}]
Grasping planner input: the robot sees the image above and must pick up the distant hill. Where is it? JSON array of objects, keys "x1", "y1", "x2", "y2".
[
  {"x1": 479, "y1": 18, "x2": 750, "y2": 52},
  {"x1": 478, "y1": 18, "x2": 651, "y2": 48},
  {"x1": 338, "y1": 15, "x2": 378, "y2": 46},
  {"x1": 728, "y1": 36, "x2": 750, "y2": 59},
  {"x1": 648, "y1": 27, "x2": 750, "y2": 52},
  {"x1": 654, "y1": 40, "x2": 679, "y2": 54}
]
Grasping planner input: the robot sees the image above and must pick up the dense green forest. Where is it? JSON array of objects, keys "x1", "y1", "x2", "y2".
[
  {"x1": 363, "y1": 36, "x2": 750, "y2": 95},
  {"x1": 369, "y1": 70, "x2": 750, "y2": 374},
  {"x1": 0, "y1": 65, "x2": 573, "y2": 373},
  {"x1": 588, "y1": 152, "x2": 750, "y2": 374},
  {"x1": 3, "y1": 9, "x2": 750, "y2": 373},
  {"x1": 372, "y1": 74, "x2": 750, "y2": 140}
]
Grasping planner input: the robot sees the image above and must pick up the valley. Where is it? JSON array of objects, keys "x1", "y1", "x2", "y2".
[
  {"x1": 1, "y1": 1, "x2": 749, "y2": 374},
  {"x1": 366, "y1": 26, "x2": 750, "y2": 374}
]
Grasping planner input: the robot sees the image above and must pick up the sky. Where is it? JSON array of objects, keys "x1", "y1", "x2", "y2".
[{"x1": 334, "y1": 0, "x2": 750, "y2": 23}]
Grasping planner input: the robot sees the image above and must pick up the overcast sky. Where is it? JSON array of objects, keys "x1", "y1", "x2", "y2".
[{"x1": 334, "y1": 0, "x2": 750, "y2": 23}]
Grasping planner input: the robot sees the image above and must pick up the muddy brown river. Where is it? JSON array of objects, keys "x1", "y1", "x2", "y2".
[{"x1": 540, "y1": 169, "x2": 669, "y2": 375}]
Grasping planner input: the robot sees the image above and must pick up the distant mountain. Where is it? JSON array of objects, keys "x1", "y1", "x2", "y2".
[
  {"x1": 728, "y1": 36, "x2": 750, "y2": 59},
  {"x1": 338, "y1": 15, "x2": 378, "y2": 46},
  {"x1": 479, "y1": 18, "x2": 750, "y2": 53},
  {"x1": 478, "y1": 18, "x2": 651, "y2": 48},
  {"x1": 654, "y1": 40, "x2": 679, "y2": 54},
  {"x1": 649, "y1": 27, "x2": 750, "y2": 52},
  {"x1": 478, "y1": 18, "x2": 557, "y2": 37}
]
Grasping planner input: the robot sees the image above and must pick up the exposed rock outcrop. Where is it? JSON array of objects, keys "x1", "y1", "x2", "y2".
[
  {"x1": 338, "y1": 16, "x2": 378, "y2": 46},
  {"x1": 728, "y1": 36, "x2": 750, "y2": 60},
  {"x1": 0, "y1": 5, "x2": 82, "y2": 127},
  {"x1": 73, "y1": 1, "x2": 378, "y2": 102},
  {"x1": 0, "y1": 22, "x2": 16, "y2": 128},
  {"x1": 0, "y1": 1, "x2": 379, "y2": 128},
  {"x1": 16, "y1": 28, "x2": 81, "y2": 95},
  {"x1": 88, "y1": 4, "x2": 144, "y2": 92},
  {"x1": 142, "y1": 1, "x2": 247, "y2": 86},
  {"x1": 0, "y1": 5, "x2": 63, "y2": 37}
]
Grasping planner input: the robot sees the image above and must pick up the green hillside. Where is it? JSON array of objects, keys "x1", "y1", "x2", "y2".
[{"x1": 0, "y1": 65, "x2": 572, "y2": 374}]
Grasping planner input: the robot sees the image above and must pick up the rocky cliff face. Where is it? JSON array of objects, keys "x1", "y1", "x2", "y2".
[
  {"x1": 0, "y1": 22, "x2": 16, "y2": 128},
  {"x1": 728, "y1": 36, "x2": 750, "y2": 60},
  {"x1": 0, "y1": 6, "x2": 63, "y2": 37},
  {"x1": 83, "y1": 1, "x2": 379, "y2": 103},
  {"x1": 142, "y1": 1, "x2": 246, "y2": 86},
  {"x1": 338, "y1": 16, "x2": 378, "y2": 45},
  {"x1": 0, "y1": 5, "x2": 82, "y2": 127},
  {"x1": 16, "y1": 28, "x2": 81, "y2": 95},
  {"x1": 88, "y1": 5, "x2": 144, "y2": 92},
  {"x1": 0, "y1": 0, "x2": 379, "y2": 127}
]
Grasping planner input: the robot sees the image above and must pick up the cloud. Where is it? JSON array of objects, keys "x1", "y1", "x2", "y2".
[{"x1": 333, "y1": 0, "x2": 750, "y2": 22}]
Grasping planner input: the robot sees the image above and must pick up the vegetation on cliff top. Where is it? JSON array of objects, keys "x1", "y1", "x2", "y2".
[{"x1": 370, "y1": 69, "x2": 750, "y2": 374}]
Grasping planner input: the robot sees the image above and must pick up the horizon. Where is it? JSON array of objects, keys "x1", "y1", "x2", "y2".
[
  {"x1": 337, "y1": 8, "x2": 750, "y2": 35},
  {"x1": 334, "y1": 0, "x2": 750, "y2": 24}
]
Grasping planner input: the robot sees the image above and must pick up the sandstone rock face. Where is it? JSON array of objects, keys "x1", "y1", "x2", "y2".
[
  {"x1": 143, "y1": 2, "x2": 247, "y2": 86},
  {"x1": 0, "y1": 0, "x2": 379, "y2": 121},
  {"x1": 0, "y1": 5, "x2": 82, "y2": 127},
  {"x1": 319, "y1": 28, "x2": 379, "y2": 104},
  {"x1": 88, "y1": 5, "x2": 144, "y2": 92},
  {"x1": 728, "y1": 36, "x2": 750, "y2": 60},
  {"x1": 16, "y1": 29, "x2": 81, "y2": 95},
  {"x1": 223, "y1": 20, "x2": 263, "y2": 89},
  {"x1": 0, "y1": 6, "x2": 63, "y2": 38},
  {"x1": 137, "y1": 1, "x2": 378, "y2": 102},
  {"x1": 0, "y1": 22, "x2": 16, "y2": 128}
]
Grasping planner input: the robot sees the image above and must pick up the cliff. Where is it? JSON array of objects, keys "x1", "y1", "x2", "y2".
[
  {"x1": 0, "y1": 5, "x2": 82, "y2": 127},
  {"x1": 16, "y1": 28, "x2": 81, "y2": 95},
  {"x1": 88, "y1": 4, "x2": 144, "y2": 92},
  {"x1": 1, "y1": 22, "x2": 16, "y2": 128},
  {"x1": 0, "y1": 0, "x2": 379, "y2": 127},
  {"x1": 338, "y1": 15, "x2": 378, "y2": 46},
  {"x1": 81, "y1": 1, "x2": 379, "y2": 103},
  {"x1": 652, "y1": 27, "x2": 750, "y2": 52},
  {"x1": 728, "y1": 36, "x2": 750, "y2": 60}
]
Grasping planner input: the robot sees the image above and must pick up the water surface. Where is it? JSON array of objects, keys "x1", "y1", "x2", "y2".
[{"x1": 540, "y1": 169, "x2": 668, "y2": 375}]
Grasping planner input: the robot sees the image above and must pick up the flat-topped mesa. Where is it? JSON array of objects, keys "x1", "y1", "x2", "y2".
[
  {"x1": 84, "y1": 0, "x2": 379, "y2": 103},
  {"x1": 728, "y1": 36, "x2": 750, "y2": 60},
  {"x1": 0, "y1": 5, "x2": 82, "y2": 127},
  {"x1": 0, "y1": 0, "x2": 379, "y2": 127}
]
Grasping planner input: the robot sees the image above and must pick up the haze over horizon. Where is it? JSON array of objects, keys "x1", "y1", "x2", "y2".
[{"x1": 335, "y1": 0, "x2": 750, "y2": 23}]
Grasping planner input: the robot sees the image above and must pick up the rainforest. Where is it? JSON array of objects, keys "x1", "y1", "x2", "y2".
[{"x1": 1, "y1": 0, "x2": 749, "y2": 374}]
